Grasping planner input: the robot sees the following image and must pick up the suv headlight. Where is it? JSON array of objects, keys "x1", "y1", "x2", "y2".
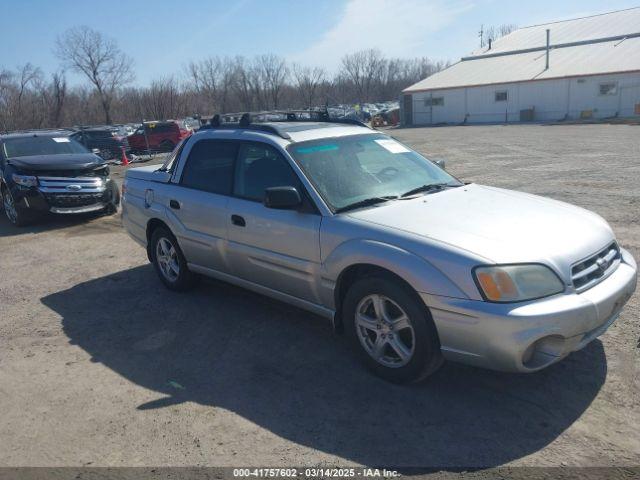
[
  {"x1": 12, "y1": 174, "x2": 38, "y2": 188},
  {"x1": 473, "y1": 264, "x2": 564, "y2": 303}
]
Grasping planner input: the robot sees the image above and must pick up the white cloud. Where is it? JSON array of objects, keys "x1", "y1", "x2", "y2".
[{"x1": 293, "y1": 0, "x2": 474, "y2": 70}]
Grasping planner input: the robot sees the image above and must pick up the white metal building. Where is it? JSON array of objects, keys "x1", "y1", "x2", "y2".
[{"x1": 401, "y1": 8, "x2": 640, "y2": 125}]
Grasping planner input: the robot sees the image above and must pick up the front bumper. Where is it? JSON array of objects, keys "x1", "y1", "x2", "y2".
[
  {"x1": 421, "y1": 248, "x2": 637, "y2": 372},
  {"x1": 10, "y1": 178, "x2": 117, "y2": 215}
]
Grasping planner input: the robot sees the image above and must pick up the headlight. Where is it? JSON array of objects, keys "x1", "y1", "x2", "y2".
[
  {"x1": 12, "y1": 174, "x2": 38, "y2": 188},
  {"x1": 474, "y1": 264, "x2": 564, "y2": 303}
]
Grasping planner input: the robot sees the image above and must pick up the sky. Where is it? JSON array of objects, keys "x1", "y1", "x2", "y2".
[{"x1": 1, "y1": 0, "x2": 638, "y2": 86}]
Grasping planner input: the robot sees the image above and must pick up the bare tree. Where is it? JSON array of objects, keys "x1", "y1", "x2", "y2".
[
  {"x1": 188, "y1": 56, "x2": 236, "y2": 114},
  {"x1": 188, "y1": 57, "x2": 219, "y2": 110},
  {"x1": 232, "y1": 56, "x2": 254, "y2": 111},
  {"x1": 292, "y1": 64, "x2": 325, "y2": 109},
  {"x1": 2, "y1": 46, "x2": 451, "y2": 130},
  {"x1": 41, "y1": 71, "x2": 67, "y2": 127},
  {"x1": 145, "y1": 77, "x2": 181, "y2": 120},
  {"x1": 341, "y1": 49, "x2": 386, "y2": 104},
  {"x1": 55, "y1": 26, "x2": 134, "y2": 124},
  {"x1": 17, "y1": 64, "x2": 42, "y2": 111},
  {"x1": 483, "y1": 23, "x2": 517, "y2": 47},
  {"x1": 257, "y1": 54, "x2": 288, "y2": 109},
  {"x1": 248, "y1": 60, "x2": 267, "y2": 110}
]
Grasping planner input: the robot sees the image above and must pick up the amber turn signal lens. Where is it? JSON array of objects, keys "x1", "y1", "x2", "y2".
[
  {"x1": 477, "y1": 272, "x2": 502, "y2": 300},
  {"x1": 477, "y1": 270, "x2": 517, "y2": 301}
]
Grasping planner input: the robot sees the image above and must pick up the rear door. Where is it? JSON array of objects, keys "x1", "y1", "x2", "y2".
[
  {"x1": 167, "y1": 139, "x2": 238, "y2": 273},
  {"x1": 225, "y1": 142, "x2": 322, "y2": 303}
]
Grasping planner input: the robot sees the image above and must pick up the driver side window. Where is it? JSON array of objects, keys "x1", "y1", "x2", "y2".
[{"x1": 233, "y1": 143, "x2": 300, "y2": 202}]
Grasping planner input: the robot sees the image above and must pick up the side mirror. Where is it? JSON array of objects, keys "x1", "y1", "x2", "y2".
[
  {"x1": 264, "y1": 186, "x2": 302, "y2": 210},
  {"x1": 432, "y1": 158, "x2": 446, "y2": 169}
]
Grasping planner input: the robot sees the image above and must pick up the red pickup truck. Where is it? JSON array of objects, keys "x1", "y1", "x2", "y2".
[{"x1": 128, "y1": 121, "x2": 192, "y2": 154}]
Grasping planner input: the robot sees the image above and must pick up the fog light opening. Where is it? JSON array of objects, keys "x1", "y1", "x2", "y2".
[{"x1": 522, "y1": 335, "x2": 566, "y2": 369}]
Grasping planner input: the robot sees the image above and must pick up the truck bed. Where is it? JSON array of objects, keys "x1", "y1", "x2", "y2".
[{"x1": 125, "y1": 164, "x2": 170, "y2": 183}]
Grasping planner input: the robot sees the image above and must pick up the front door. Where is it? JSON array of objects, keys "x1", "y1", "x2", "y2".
[{"x1": 226, "y1": 142, "x2": 322, "y2": 303}]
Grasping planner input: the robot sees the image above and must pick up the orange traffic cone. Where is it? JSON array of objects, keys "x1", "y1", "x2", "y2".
[{"x1": 120, "y1": 146, "x2": 130, "y2": 166}]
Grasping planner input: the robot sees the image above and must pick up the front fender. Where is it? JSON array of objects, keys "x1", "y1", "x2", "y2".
[{"x1": 320, "y1": 238, "x2": 469, "y2": 309}]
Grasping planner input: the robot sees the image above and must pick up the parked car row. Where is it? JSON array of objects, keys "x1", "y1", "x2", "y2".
[
  {"x1": 0, "y1": 116, "x2": 197, "y2": 225},
  {"x1": 66, "y1": 119, "x2": 195, "y2": 162}
]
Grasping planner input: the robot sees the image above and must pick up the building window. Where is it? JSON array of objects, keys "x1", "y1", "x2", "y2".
[
  {"x1": 495, "y1": 91, "x2": 508, "y2": 102},
  {"x1": 599, "y1": 82, "x2": 617, "y2": 96},
  {"x1": 425, "y1": 96, "x2": 444, "y2": 107}
]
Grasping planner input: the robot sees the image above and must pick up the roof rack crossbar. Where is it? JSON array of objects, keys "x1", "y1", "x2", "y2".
[
  {"x1": 200, "y1": 121, "x2": 292, "y2": 140},
  {"x1": 201, "y1": 109, "x2": 370, "y2": 139}
]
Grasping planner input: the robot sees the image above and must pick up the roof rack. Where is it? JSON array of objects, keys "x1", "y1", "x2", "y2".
[
  {"x1": 199, "y1": 109, "x2": 370, "y2": 140},
  {"x1": 1, "y1": 128, "x2": 74, "y2": 136}
]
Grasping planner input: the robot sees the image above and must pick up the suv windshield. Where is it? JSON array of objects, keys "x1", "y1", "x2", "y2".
[
  {"x1": 287, "y1": 133, "x2": 461, "y2": 211},
  {"x1": 3, "y1": 136, "x2": 89, "y2": 158}
]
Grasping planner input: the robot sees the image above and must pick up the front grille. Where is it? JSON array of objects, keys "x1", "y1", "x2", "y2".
[
  {"x1": 44, "y1": 193, "x2": 105, "y2": 207},
  {"x1": 37, "y1": 176, "x2": 106, "y2": 194},
  {"x1": 571, "y1": 242, "x2": 620, "y2": 291}
]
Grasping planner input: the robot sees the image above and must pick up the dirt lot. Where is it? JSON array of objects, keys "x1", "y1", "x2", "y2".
[{"x1": 0, "y1": 124, "x2": 638, "y2": 469}]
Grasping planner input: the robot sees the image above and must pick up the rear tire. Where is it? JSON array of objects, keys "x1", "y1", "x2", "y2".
[
  {"x1": 150, "y1": 227, "x2": 197, "y2": 291},
  {"x1": 343, "y1": 276, "x2": 443, "y2": 383}
]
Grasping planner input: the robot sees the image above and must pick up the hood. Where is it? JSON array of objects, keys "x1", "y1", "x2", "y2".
[
  {"x1": 348, "y1": 184, "x2": 615, "y2": 279},
  {"x1": 7, "y1": 153, "x2": 104, "y2": 171}
]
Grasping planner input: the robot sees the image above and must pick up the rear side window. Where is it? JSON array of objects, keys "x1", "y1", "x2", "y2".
[{"x1": 181, "y1": 140, "x2": 238, "y2": 195}]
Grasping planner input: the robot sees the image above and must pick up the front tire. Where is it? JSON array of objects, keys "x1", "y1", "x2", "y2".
[
  {"x1": 150, "y1": 227, "x2": 197, "y2": 291},
  {"x1": 2, "y1": 187, "x2": 31, "y2": 227},
  {"x1": 103, "y1": 181, "x2": 121, "y2": 215},
  {"x1": 343, "y1": 276, "x2": 443, "y2": 383}
]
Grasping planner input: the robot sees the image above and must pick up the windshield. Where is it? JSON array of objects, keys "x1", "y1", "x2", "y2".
[
  {"x1": 287, "y1": 133, "x2": 461, "y2": 211},
  {"x1": 3, "y1": 136, "x2": 89, "y2": 158}
]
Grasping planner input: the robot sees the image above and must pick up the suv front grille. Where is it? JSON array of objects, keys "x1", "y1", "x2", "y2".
[
  {"x1": 571, "y1": 242, "x2": 620, "y2": 291},
  {"x1": 37, "y1": 176, "x2": 106, "y2": 194}
]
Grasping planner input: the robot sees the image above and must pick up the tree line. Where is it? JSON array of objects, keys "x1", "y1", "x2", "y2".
[{"x1": 0, "y1": 26, "x2": 449, "y2": 131}]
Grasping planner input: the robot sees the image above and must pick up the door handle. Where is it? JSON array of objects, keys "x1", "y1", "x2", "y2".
[
  {"x1": 169, "y1": 199, "x2": 180, "y2": 210},
  {"x1": 231, "y1": 214, "x2": 246, "y2": 227}
]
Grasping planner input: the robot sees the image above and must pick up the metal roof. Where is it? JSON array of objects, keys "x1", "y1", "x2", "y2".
[{"x1": 404, "y1": 7, "x2": 640, "y2": 93}]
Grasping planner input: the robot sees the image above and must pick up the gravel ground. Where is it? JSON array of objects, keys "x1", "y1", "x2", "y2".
[{"x1": 0, "y1": 124, "x2": 638, "y2": 470}]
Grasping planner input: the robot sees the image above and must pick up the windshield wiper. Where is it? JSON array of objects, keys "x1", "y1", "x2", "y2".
[
  {"x1": 334, "y1": 195, "x2": 398, "y2": 213},
  {"x1": 400, "y1": 183, "x2": 459, "y2": 198}
]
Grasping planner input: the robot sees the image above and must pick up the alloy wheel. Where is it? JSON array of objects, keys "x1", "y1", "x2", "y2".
[
  {"x1": 2, "y1": 190, "x2": 18, "y2": 224},
  {"x1": 155, "y1": 237, "x2": 180, "y2": 282},
  {"x1": 355, "y1": 294, "x2": 415, "y2": 368}
]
